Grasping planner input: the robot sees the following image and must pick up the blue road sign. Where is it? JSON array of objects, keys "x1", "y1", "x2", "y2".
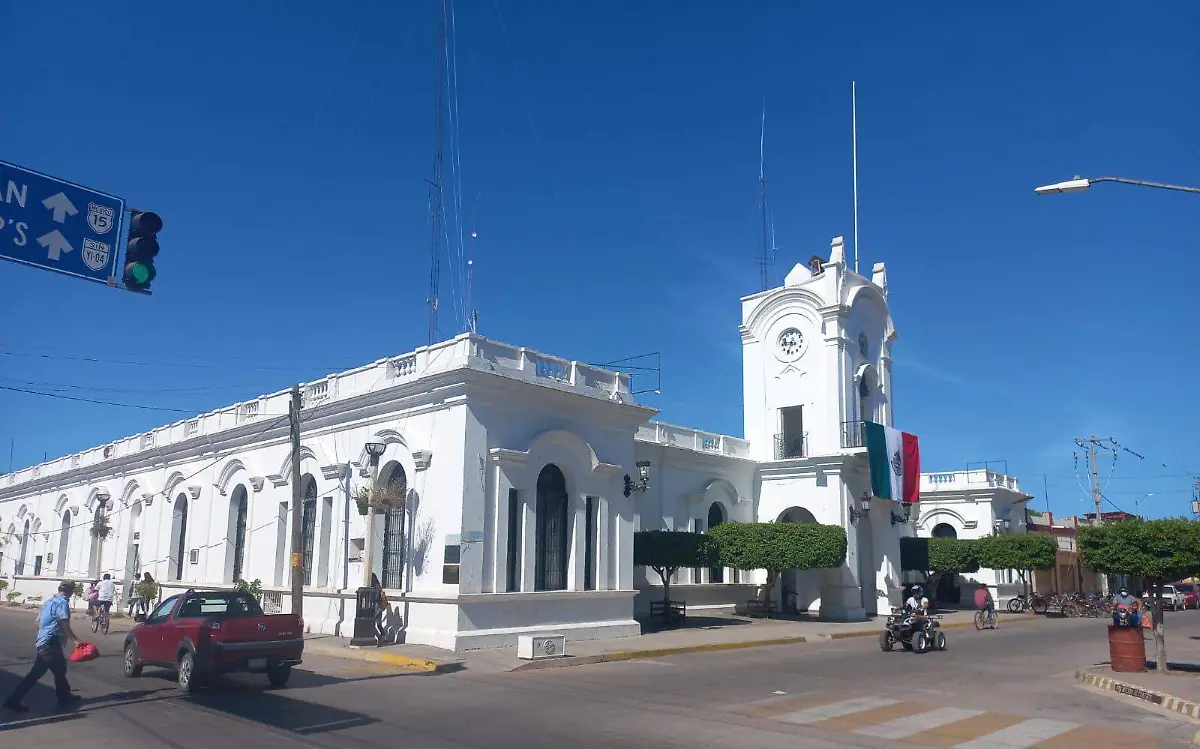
[{"x1": 0, "y1": 159, "x2": 126, "y2": 285}]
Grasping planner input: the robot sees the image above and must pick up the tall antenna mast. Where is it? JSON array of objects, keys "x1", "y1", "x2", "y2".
[
  {"x1": 852, "y1": 81, "x2": 860, "y2": 275},
  {"x1": 467, "y1": 192, "x2": 480, "y2": 334},
  {"x1": 758, "y1": 105, "x2": 771, "y2": 291},
  {"x1": 426, "y1": 0, "x2": 449, "y2": 345}
]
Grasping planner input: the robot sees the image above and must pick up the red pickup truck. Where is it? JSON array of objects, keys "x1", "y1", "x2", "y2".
[{"x1": 123, "y1": 589, "x2": 303, "y2": 693}]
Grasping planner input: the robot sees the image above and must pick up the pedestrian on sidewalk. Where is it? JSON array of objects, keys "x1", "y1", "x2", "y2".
[
  {"x1": 4, "y1": 581, "x2": 83, "y2": 712},
  {"x1": 370, "y1": 574, "x2": 390, "y2": 646}
]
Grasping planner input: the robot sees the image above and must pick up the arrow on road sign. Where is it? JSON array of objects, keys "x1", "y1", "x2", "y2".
[
  {"x1": 42, "y1": 192, "x2": 78, "y2": 224},
  {"x1": 37, "y1": 230, "x2": 73, "y2": 260}
]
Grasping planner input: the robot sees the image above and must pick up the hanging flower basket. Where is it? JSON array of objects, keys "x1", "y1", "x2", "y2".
[
  {"x1": 352, "y1": 485, "x2": 406, "y2": 516},
  {"x1": 90, "y1": 519, "x2": 112, "y2": 539}
]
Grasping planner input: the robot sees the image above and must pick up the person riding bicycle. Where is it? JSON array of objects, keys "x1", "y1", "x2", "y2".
[
  {"x1": 84, "y1": 581, "x2": 100, "y2": 618},
  {"x1": 974, "y1": 585, "x2": 995, "y2": 623},
  {"x1": 1112, "y1": 586, "x2": 1141, "y2": 627},
  {"x1": 94, "y1": 573, "x2": 115, "y2": 624}
]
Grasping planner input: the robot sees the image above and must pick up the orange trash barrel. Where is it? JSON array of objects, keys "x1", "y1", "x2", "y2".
[{"x1": 1108, "y1": 625, "x2": 1147, "y2": 673}]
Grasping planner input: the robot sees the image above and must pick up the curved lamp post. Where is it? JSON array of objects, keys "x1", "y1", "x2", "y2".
[{"x1": 1035, "y1": 176, "x2": 1200, "y2": 195}]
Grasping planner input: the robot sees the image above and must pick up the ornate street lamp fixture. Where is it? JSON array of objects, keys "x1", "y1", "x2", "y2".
[{"x1": 623, "y1": 461, "x2": 651, "y2": 498}]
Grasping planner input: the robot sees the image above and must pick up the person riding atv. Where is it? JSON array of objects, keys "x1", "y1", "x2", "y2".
[{"x1": 880, "y1": 585, "x2": 946, "y2": 654}]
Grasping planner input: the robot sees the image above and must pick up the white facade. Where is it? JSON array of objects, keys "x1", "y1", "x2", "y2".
[
  {"x1": 0, "y1": 235, "x2": 915, "y2": 650},
  {"x1": 913, "y1": 469, "x2": 1033, "y2": 605}
]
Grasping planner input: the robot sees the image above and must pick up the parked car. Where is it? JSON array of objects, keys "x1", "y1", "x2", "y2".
[
  {"x1": 1142, "y1": 585, "x2": 1187, "y2": 612},
  {"x1": 1172, "y1": 583, "x2": 1200, "y2": 609},
  {"x1": 123, "y1": 589, "x2": 304, "y2": 693}
]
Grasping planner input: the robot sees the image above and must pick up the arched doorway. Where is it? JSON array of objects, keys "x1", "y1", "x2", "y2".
[
  {"x1": 18, "y1": 519, "x2": 29, "y2": 575},
  {"x1": 88, "y1": 504, "x2": 105, "y2": 577},
  {"x1": 299, "y1": 475, "x2": 318, "y2": 586},
  {"x1": 930, "y1": 522, "x2": 959, "y2": 603},
  {"x1": 379, "y1": 463, "x2": 407, "y2": 590},
  {"x1": 57, "y1": 511, "x2": 71, "y2": 576},
  {"x1": 170, "y1": 494, "x2": 189, "y2": 580},
  {"x1": 707, "y1": 502, "x2": 727, "y2": 583},
  {"x1": 777, "y1": 507, "x2": 821, "y2": 614},
  {"x1": 535, "y1": 464, "x2": 569, "y2": 591},
  {"x1": 227, "y1": 487, "x2": 248, "y2": 582},
  {"x1": 125, "y1": 502, "x2": 143, "y2": 590}
]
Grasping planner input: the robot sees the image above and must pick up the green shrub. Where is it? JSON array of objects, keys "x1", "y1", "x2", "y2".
[
  {"x1": 709, "y1": 522, "x2": 847, "y2": 602},
  {"x1": 234, "y1": 578, "x2": 264, "y2": 601},
  {"x1": 633, "y1": 531, "x2": 719, "y2": 605}
]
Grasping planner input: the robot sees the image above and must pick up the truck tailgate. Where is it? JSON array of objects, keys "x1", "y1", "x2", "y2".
[{"x1": 211, "y1": 614, "x2": 303, "y2": 644}]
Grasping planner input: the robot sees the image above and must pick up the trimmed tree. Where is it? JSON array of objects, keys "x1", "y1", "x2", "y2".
[
  {"x1": 976, "y1": 533, "x2": 1056, "y2": 601},
  {"x1": 633, "y1": 531, "x2": 719, "y2": 607},
  {"x1": 1079, "y1": 518, "x2": 1200, "y2": 672},
  {"x1": 900, "y1": 536, "x2": 980, "y2": 603},
  {"x1": 708, "y1": 521, "x2": 847, "y2": 607}
]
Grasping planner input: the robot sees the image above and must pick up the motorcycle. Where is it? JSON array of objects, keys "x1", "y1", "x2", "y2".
[{"x1": 879, "y1": 607, "x2": 947, "y2": 654}]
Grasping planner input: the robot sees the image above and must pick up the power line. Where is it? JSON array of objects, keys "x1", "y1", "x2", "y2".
[
  {"x1": 0, "y1": 385, "x2": 195, "y2": 414},
  {"x1": 0, "y1": 376, "x2": 276, "y2": 396},
  {"x1": 0, "y1": 350, "x2": 348, "y2": 372}
]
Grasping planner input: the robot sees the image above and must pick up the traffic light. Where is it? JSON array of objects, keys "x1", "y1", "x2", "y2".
[{"x1": 123, "y1": 211, "x2": 163, "y2": 291}]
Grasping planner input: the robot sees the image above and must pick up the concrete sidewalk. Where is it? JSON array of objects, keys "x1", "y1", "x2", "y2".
[
  {"x1": 305, "y1": 608, "x2": 1044, "y2": 674},
  {"x1": 1075, "y1": 627, "x2": 1200, "y2": 728}
]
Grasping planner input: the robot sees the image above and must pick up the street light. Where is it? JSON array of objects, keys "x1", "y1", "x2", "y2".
[
  {"x1": 351, "y1": 441, "x2": 388, "y2": 647},
  {"x1": 1136, "y1": 493, "x2": 1153, "y2": 520},
  {"x1": 849, "y1": 492, "x2": 872, "y2": 524},
  {"x1": 1035, "y1": 175, "x2": 1200, "y2": 195}
]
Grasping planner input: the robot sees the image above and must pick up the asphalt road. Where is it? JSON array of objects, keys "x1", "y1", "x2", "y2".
[{"x1": 1, "y1": 606, "x2": 1197, "y2": 748}]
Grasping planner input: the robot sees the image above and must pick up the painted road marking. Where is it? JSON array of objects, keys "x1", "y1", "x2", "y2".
[
  {"x1": 953, "y1": 718, "x2": 1080, "y2": 749},
  {"x1": 856, "y1": 706, "x2": 987, "y2": 739},
  {"x1": 776, "y1": 695, "x2": 899, "y2": 724}
]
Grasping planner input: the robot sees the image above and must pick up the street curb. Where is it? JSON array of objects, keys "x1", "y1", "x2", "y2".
[
  {"x1": 304, "y1": 641, "x2": 447, "y2": 673},
  {"x1": 1075, "y1": 670, "x2": 1200, "y2": 723},
  {"x1": 509, "y1": 635, "x2": 811, "y2": 672}
]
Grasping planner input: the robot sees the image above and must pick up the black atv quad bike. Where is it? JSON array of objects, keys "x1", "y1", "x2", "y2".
[{"x1": 879, "y1": 608, "x2": 946, "y2": 654}]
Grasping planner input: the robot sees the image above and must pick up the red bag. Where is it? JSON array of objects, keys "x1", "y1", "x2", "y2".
[{"x1": 70, "y1": 642, "x2": 99, "y2": 663}]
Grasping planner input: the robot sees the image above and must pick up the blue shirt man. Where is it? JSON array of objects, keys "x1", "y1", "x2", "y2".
[
  {"x1": 36, "y1": 593, "x2": 72, "y2": 649},
  {"x1": 4, "y1": 581, "x2": 81, "y2": 712}
]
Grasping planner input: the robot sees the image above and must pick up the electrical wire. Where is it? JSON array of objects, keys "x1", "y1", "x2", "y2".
[
  {"x1": 0, "y1": 349, "x2": 350, "y2": 372},
  {"x1": 0, "y1": 385, "x2": 196, "y2": 413}
]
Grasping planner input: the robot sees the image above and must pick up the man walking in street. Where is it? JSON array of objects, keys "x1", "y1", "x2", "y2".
[{"x1": 3, "y1": 581, "x2": 82, "y2": 712}]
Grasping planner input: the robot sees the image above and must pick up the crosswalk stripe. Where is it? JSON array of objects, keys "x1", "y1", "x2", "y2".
[
  {"x1": 954, "y1": 718, "x2": 1079, "y2": 749},
  {"x1": 776, "y1": 695, "x2": 899, "y2": 725},
  {"x1": 855, "y1": 707, "x2": 987, "y2": 739}
]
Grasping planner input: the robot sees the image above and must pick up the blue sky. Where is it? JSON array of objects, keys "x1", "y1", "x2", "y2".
[{"x1": 1, "y1": 2, "x2": 1197, "y2": 519}]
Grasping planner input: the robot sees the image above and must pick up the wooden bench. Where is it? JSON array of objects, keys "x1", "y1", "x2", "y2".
[
  {"x1": 649, "y1": 600, "x2": 687, "y2": 628},
  {"x1": 744, "y1": 599, "x2": 772, "y2": 618}
]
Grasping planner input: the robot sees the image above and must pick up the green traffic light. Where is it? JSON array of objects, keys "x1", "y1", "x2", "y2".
[{"x1": 124, "y1": 262, "x2": 156, "y2": 288}]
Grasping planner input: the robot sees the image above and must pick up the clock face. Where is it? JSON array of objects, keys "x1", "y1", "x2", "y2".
[
  {"x1": 858, "y1": 332, "x2": 869, "y2": 358},
  {"x1": 777, "y1": 328, "x2": 804, "y2": 362}
]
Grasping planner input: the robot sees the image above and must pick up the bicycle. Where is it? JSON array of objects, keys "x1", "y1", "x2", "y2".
[
  {"x1": 974, "y1": 606, "x2": 998, "y2": 630},
  {"x1": 91, "y1": 603, "x2": 110, "y2": 635},
  {"x1": 1007, "y1": 593, "x2": 1048, "y2": 614}
]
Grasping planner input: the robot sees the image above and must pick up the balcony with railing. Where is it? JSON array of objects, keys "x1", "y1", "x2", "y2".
[
  {"x1": 840, "y1": 420, "x2": 866, "y2": 449},
  {"x1": 635, "y1": 422, "x2": 751, "y2": 459},
  {"x1": 920, "y1": 469, "x2": 1024, "y2": 494},
  {"x1": 774, "y1": 432, "x2": 808, "y2": 460}
]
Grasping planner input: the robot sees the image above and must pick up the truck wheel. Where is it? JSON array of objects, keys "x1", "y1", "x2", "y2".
[
  {"x1": 267, "y1": 664, "x2": 292, "y2": 688},
  {"x1": 123, "y1": 642, "x2": 143, "y2": 677},
  {"x1": 178, "y1": 652, "x2": 198, "y2": 694}
]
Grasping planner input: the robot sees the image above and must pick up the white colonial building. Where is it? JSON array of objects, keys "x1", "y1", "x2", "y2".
[
  {"x1": 913, "y1": 468, "x2": 1033, "y2": 605},
  {"x1": 0, "y1": 236, "x2": 918, "y2": 651}
]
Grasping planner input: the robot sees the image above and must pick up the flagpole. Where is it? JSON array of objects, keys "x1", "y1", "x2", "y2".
[{"x1": 852, "y1": 81, "x2": 860, "y2": 275}]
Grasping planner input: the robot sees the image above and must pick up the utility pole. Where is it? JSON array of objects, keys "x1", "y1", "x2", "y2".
[
  {"x1": 289, "y1": 385, "x2": 304, "y2": 619},
  {"x1": 1075, "y1": 434, "x2": 1110, "y2": 594}
]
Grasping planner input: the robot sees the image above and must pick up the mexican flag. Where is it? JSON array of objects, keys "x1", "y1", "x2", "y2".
[{"x1": 865, "y1": 421, "x2": 920, "y2": 505}]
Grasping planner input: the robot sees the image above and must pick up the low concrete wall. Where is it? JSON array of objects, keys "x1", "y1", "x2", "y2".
[{"x1": 634, "y1": 582, "x2": 759, "y2": 617}]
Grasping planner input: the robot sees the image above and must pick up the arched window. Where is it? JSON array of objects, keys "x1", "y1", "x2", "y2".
[
  {"x1": 707, "y1": 503, "x2": 727, "y2": 583},
  {"x1": 229, "y1": 486, "x2": 249, "y2": 582},
  {"x1": 931, "y1": 523, "x2": 957, "y2": 539},
  {"x1": 57, "y1": 511, "x2": 71, "y2": 576},
  {"x1": 535, "y1": 464, "x2": 569, "y2": 591},
  {"x1": 380, "y1": 463, "x2": 407, "y2": 590},
  {"x1": 171, "y1": 495, "x2": 189, "y2": 580},
  {"x1": 299, "y1": 475, "x2": 318, "y2": 586}
]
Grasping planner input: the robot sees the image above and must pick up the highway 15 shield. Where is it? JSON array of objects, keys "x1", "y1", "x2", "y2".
[{"x1": 88, "y1": 202, "x2": 115, "y2": 234}]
